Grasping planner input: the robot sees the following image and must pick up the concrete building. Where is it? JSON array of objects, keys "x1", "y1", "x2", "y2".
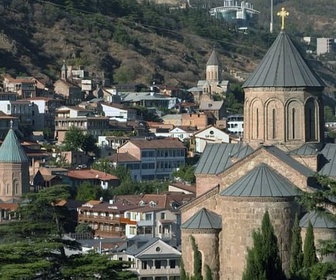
[{"x1": 316, "y1": 37, "x2": 334, "y2": 56}]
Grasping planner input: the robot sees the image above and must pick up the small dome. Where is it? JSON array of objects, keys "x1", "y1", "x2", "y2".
[
  {"x1": 300, "y1": 211, "x2": 336, "y2": 229},
  {"x1": 0, "y1": 129, "x2": 28, "y2": 163},
  {"x1": 181, "y1": 208, "x2": 221, "y2": 230}
]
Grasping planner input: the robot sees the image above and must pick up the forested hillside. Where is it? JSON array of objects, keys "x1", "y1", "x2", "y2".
[{"x1": 0, "y1": 0, "x2": 335, "y2": 90}]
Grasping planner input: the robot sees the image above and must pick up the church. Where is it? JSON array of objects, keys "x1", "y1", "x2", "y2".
[{"x1": 181, "y1": 8, "x2": 336, "y2": 280}]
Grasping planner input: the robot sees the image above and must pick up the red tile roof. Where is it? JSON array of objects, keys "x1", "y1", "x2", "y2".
[
  {"x1": 66, "y1": 169, "x2": 119, "y2": 181},
  {"x1": 128, "y1": 138, "x2": 186, "y2": 149}
]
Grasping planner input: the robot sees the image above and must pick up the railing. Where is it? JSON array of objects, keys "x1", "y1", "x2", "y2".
[
  {"x1": 78, "y1": 215, "x2": 120, "y2": 224},
  {"x1": 130, "y1": 267, "x2": 180, "y2": 276}
]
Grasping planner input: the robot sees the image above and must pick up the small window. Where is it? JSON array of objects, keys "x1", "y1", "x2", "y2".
[
  {"x1": 160, "y1": 213, "x2": 166, "y2": 220},
  {"x1": 156, "y1": 246, "x2": 161, "y2": 253}
]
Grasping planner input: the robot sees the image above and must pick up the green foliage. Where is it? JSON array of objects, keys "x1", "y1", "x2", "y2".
[
  {"x1": 289, "y1": 214, "x2": 304, "y2": 278},
  {"x1": 180, "y1": 258, "x2": 187, "y2": 280},
  {"x1": 303, "y1": 221, "x2": 318, "y2": 269},
  {"x1": 242, "y1": 210, "x2": 285, "y2": 280},
  {"x1": 324, "y1": 106, "x2": 336, "y2": 122},
  {"x1": 205, "y1": 264, "x2": 213, "y2": 280},
  {"x1": 76, "y1": 182, "x2": 102, "y2": 201},
  {"x1": 225, "y1": 91, "x2": 243, "y2": 114},
  {"x1": 310, "y1": 262, "x2": 336, "y2": 280},
  {"x1": 172, "y1": 165, "x2": 196, "y2": 184},
  {"x1": 190, "y1": 235, "x2": 202, "y2": 280},
  {"x1": 75, "y1": 222, "x2": 93, "y2": 234},
  {"x1": 0, "y1": 185, "x2": 136, "y2": 279},
  {"x1": 63, "y1": 126, "x2": 99, "y2": 155},
  {"x1": 130, "y1": 105, "x2": 161, "y2": 122}
]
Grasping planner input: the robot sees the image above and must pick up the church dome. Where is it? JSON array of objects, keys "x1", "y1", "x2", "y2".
[
  {"x1": 0, "y1": 129, "x2": 28, "y2": 163},
  {"x1": 243, "y1": 31, "x2": 324, "y2": 88}
]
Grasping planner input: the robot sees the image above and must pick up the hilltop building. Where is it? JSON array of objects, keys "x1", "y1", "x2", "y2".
[
  {"x1": 0, "y1": 125, "x2": 30, "y2": 202},
  {"x1": 181, "y1": 11, "x2": 336, "y2": 280}
]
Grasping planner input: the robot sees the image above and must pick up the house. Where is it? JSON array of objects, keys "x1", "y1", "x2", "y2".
[
  {"x1": 120, "y1": 92, "x2": 178, "y2": 110},
  {"x1": 60, "y1": 151, "x2": 90, "y2": 167},
  {"x1": 113, "y1": 237, "x2": 181, "y2": 280},
  {"x1": 162, "y1": 113, "x2": 209, "y2": 130},
  {"x1": 2, "y1": 74, "x2": 37, "y2": 98},
  {"x1": 33, "y1": 167, "x2": 66, "y2": 189},
  {"x1": 54, "y1": 62, "x2": 83, "y2": 105},
  {"x1": 101, "y1": 103, "x2": 137, "y2": 122},
  {"x1": 61, "y1": 168, "x2": 119, "y2": 189},
  {"x1": 0, "y1": 91, "x2": 18, "y2": 101},
  {"x1": 108, "y1": 138, "x2": 186, "y2": 181},
  {"x1": 94, "y1": 86, "x2": 121, "y2": 103},
  {"x1": 199, "y1": 94, "x2": 225, "y2": 121},
  {"x1": 22, "y1": 97, "x2": 62, "y2": 131},
  {"x1": 193, "y1": 125, "x2": 230, "y2": 153},
  {"x1": 226, "y1": 114, "x2": 244, "y2": 135},
  {"x1": 169, "y1": 126, "x2": 195, "y2": 141},
  {"x1": 97, "y1": 136, "x2": 130, "y2": 157},
  {"x1": 168, "y1": 182, "x2": 196, "y2": 195},
  {"x1": 77, "y1": 200, "x2": 139, "y2": 238},
  {"x1": 54, "y1": 106, "x2": 110, "y2": 142},
  {"x1": 0, "y1": 100, "x2": 33, "y2": 128},
  {"x1": 0, "y1": 112, "x2": 19, "y2": 139}
]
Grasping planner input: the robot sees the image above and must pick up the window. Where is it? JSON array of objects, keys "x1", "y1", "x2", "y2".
[
  {"x1": 160, "y1": 213, "x2": 166, "y2": 220},
  {"x1": 155, "y1": 260, "x2": 161, "y2": 269},
  {"x1": 156, "y1": 246, "x2": 161, "y2": 252},
  {"x1": 142, "y1": 261, "x2": 147, "y2": 269},
  {"x1": 145, "y1": 213, "x2": 152, "y2": 221},
  {"x1": 130, "y1": 226, "x2": 136, "y2": 235},
  {"x1": 170, "y1": 260, "x2": 176, "y2": 268}
]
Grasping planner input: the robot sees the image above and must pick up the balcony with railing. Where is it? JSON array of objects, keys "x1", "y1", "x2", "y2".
[{"x1": 130, "y1": 267, "x2": 180, "y2": 276}]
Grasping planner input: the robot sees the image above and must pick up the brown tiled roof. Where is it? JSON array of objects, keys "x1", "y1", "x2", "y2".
[
  {"x1": 66, "y1": 169, "x2": 119, "y2": 181},
  {"x1": 80, "y1": 201, "x2": 139, "y2": 213},
  {"x1": 108, "y1": 153, "x2": 140, "y2": 163},
  {"x1": 0, "y1": 203, "x2": 19, "y2": 211},
  {"x1": 128, "y1": 138, "x2": 186, "y2": 149},
  {"x1": 169, "y1": 182, "x2": 196, "y2": 194}
]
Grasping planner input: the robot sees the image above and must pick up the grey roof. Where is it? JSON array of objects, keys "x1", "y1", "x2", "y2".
[
  {"x1": 243, "y1": 31, "x2": 324, "y2": 88},
  {"x1": 0, "y1": 129, "x2": 28, "y2": 163},
  {"x1": 206, "y1": 49, "x2": 221, "y2": 66},
  {"x1": 181, "y1": 208, "x2": 222, "y2": 229},
  {"x1": 199, "y1": 100, "x2": 224, "y2": 111},
  {"x1": 220, "y1": 163, "x2": 300, "y2": 197},
  {"x1": 187, "y1": 87, "x2": 203, "y2": 92},
  {"x1": 289, "y1": 143, "x2": 323, "y2": 156},
  {"x1": 300, "y1": 211, "x2": 336, "y2": 229},
  {"x1": 318, "y1": 143, "x2": 336, "y2": 177},
  {"x1": 195, "y1": 143, "x2": 253, "y2": 174},
  {"x1": 263, "y1": 146, "x2": 313, "y2": 177}
]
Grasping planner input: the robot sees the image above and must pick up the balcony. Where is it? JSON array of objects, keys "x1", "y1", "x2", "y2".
[
  {"x1": 130, "y1": 267, "x2": 180, "y2": 276},
  {"x1": 137, "y1": 220, "x2": 154, "y2": 227},
  {"x1": 78, "y1": 214, "x2": 120, "y2": 224}
]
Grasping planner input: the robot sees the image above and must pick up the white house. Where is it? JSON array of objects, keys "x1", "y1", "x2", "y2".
[
  {"x1": 169, "y1": 127, "x2": 193, "y2": 141},
  {"x1": 113, "y1": 237, "x2": 181, "y2": 279},
  {"x1": 0, "y1": 100, "x2": 33, "y2": 128},
  {"x1": 226, "y1": 114, "x2": 244, "y2": 135},
  {"x1": 194, "y1": 125, "x2": 230, "y2": 153},
  {"x1": 101, "y1": 103, "x2": 136, "y2": 122}
]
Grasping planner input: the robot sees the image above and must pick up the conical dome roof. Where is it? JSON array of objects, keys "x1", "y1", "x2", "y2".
[
  {"x1": 221, "y1": 163, "x2": 300, "y2": 197},
  {"x1": 243, "y1": 31, "x2": 324, "y2": 88},
  {"x1": 181, "y1": 208, "x2": 222, "y2": 229},
  {"x1": 0, "y1": 129, "x2": 28, "y2": 163},
  {"x1": 299, "y1": 211, "x2": 336, "y2": 229},
  {"x1": 206, "y1": 49, "x2": 221, "y2": 66}
]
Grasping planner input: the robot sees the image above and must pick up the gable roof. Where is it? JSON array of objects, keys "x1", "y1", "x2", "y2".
[
  {"x1": 195, "y1": 143, "x2": 253, "y2": 174},
  {"x1": 0, "y1": 129, "x2": 28, "y2": 163},
  {"x1": 263, "y1": 146, "x2": 313, "y2": 177},
  {"x1": 126, "y1": 138, "x2": 186, "y2": 149},
  {"x1": 299, "y1": 210, "x2": 336, "y2": 229},
  {"x1": 181, "y1": 208, "x2": 222, "y2": 229},
  {"x1": 220, "y1": 163, "x2": 300, "y2": 197},
  {"x1": 289, "y1": 143, "x2": 322, "y2": 156},
  {"x1": 243, "y1": 31, "x2": 324, "y2": 88}
]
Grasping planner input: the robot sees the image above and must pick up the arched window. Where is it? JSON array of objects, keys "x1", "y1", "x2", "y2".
[
  {"x1": 272, "y1": 108, "x2": 276, "y2": 139},
  {"x1": 256, "y1": 108, "x2": 259, "y2": 138},
  {"x1": 305, "y1": 99, "x2": 317, "y2": 141},
  {"x1": 292, "y1": 108, "x2": 296, "y2": 139}
]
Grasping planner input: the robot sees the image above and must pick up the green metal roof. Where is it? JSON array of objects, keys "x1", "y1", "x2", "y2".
[
  {"x1": 300, "y1": 211, "x2": 336, "y2": 229},
  {"x1": 181, "y1": 208, "x2": 222, "y2": 230},
  {"x1": 220, "y1": 163, "x2": 300, "y2": 197},
  {"x1": 0, "y1": 129, "x2": 28, "y2": 163},
  {"x1": 243, "y1": 31, "x2": 324, "y2": 88}
]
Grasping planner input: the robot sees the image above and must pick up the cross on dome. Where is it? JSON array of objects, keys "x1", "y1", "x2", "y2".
[{"x1": 277, "y1": 7, "x2": 289, "y2": 30}]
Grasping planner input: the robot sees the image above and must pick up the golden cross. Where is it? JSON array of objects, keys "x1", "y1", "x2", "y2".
[{"x1": 277, "y1": 7, "x2": 289, "y2": 30}]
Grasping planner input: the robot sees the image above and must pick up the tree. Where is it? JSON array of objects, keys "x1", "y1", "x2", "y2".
[
  {"x1": 205, "y1": 264, "x2": 213, "y2": 280},
  {"x1": 242, "y1": 211, "x2": 285, "y2": 280},
  {"x1": 75, "y1": 222, "x2": 93, "y2": 234},
  {"x1": 289, "y1": 214, "x2": 304, "y2": 278},
  {"x1": 303, "y1": 221, "x2": 317, "y2": 269},
  {"x1": 0, "y1": 186, "x2": 136, "y2": 279},
  {"x1": 172, "y1": 165, "x2": 196, "y2": 184},
  {"x1": 190, "y1": 235, "x2": 202, "y2": 280},
  {"x1": 76, "y1": 182, "x2": 102, "y2": 201},
  {"x1": 180, "y1": 258, "x2": 187, "y2": 280},
  {"x1": 63, "y1": 126, "x2": 98, "y2": 155}
]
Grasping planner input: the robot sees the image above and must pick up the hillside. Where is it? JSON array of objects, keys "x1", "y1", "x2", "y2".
[{"x1": 0, "y1": 0, "x2": 335, "y2": 93}]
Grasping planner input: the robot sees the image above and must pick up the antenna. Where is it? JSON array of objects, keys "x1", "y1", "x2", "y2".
[{"x1": 270, "y1": 0, "x2": 273, "y2": 33}]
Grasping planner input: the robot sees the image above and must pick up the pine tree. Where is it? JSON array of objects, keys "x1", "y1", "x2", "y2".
[
  {"x1": 205, "y1": 264, "x2": 213, "y2": 280},
  {"x1": 190, "y1": 235, "x2": 202, "y2": 280},
  {"x1": 242, "y1": 210, "x2": 285, "y2": 280},
  {"x1": 303, "y1": 220, "x2": 318, "y2": 269},
  {"x1": 289, "y1": 214, "x2": 304, "y2": 277},
  {"x1": 180, "y1": 258, "x2": 187, "y2": 280}
]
